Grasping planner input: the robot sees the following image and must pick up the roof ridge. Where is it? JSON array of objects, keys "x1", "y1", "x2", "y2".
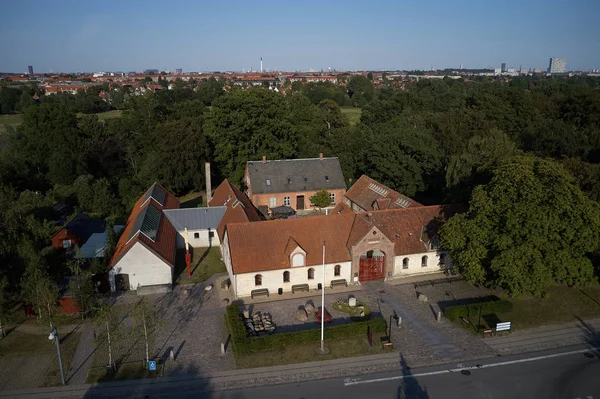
[{"x1": 247, "y1": 157, "x2": 339, "y2": 163}]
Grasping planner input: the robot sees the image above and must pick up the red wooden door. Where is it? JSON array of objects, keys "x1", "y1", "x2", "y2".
[{"x1": 359, "y1": 257, "x2": 385, "y2": 281}]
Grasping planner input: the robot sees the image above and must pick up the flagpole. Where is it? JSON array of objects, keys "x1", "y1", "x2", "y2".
[{"x1": 321, "y1": 241, "x2": 325, "y2": 352}]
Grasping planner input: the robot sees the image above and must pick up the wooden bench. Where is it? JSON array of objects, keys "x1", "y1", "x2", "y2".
[
  {"x1": 292, "y1": 284, "x2": 310, "y2": 294},
  {"x1": 330, "y1": 279, "x2": 348, "y2": 289},
  {"x1": 459, "y1": 316, "x2": 471, "y2": 326},
  {"x1": 482, "y1": 329, "x2": 494, "y2": 338},
  {"x1": 383, "y1": 342, "x2": 394, "y2": 350},
  {"x1": 251, "y1": 288, "x2": 269, "y2": 299}
]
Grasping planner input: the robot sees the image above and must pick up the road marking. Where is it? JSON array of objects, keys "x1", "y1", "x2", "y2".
[{"x1": 344, "y1": 347, "x2": 599, "y2": 386}]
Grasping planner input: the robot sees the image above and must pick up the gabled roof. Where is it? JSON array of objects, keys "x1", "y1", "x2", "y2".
[
  {"x1": 349, "y1": 205, "x2": 464, "y2": 256},
  {"x1": 208, "y1": 179, "x2": 263, "y2": 240},
  {"x1": 50, "y1": 213, "x2": 105, "y2": 244},
  {"x1": 345, "y1": 175, "x2": 422, "y2": 211},
  {"x1": 246, "y1": 156, "x2": 346, "y2": 195},
  {"x1": 163, "y1": 206, "x2": 227, "y2": 232},
  {"x1": 226, "y1": 213, "x2": 355, "y2": 274},
  {"x1": 109, "y1": 183, "x2": 179, "y2": 269}
]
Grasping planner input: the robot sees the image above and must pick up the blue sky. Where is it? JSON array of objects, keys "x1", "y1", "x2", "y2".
[{"x1": 2, "y1": 0, "x2": 598, "y2": 73}]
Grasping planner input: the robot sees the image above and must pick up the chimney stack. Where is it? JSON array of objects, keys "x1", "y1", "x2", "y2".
[
  {"x1": 319, "y1": 153, "x2": 323, "y2": 160},
  {"x1": 262, "y1": 155, "x2": 266, "y2": 164},
  {"x1": 205, "y1": 162, "x2": 212, "y2": 205}
]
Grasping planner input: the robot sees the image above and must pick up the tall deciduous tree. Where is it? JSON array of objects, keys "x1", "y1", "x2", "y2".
[
  {"x1": 441, "y1": 155, "x2": 600, "y2": 296},
  {"x1": 22, "y1": 261, "x2": 59, "y2": 327},
  {"x1": 94, "y1": 300, "x2": 120, "y2": 370},
  {"x1": 310, "y1": 189, "x2": 332, "y2": 212},
  {"x1": 130, "y1": 298, "x2": 162, "y2": 364}
]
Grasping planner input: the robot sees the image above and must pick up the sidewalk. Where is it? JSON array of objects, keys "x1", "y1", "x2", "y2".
[{"x1": 484, "y1": 317, "x2": 600, "y2": 354}]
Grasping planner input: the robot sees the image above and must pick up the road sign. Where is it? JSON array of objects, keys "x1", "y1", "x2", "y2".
[
  {"x1": 148, "y1": 361, "x2": 157, "y2": 371},
  {"x1": 496, "y1": 322, "x2": 511, "y2": 332}
]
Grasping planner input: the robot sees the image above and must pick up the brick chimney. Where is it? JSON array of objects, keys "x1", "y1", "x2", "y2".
[
  {"x1": 262, "y1": 155, "x2": 266, "y2": 163},
  {"x1": 205, "y1": 162, "x2": 212, "y2": 204},
  {"x1": 319, "y1": 153, "x2": 323, "y2": 160}
]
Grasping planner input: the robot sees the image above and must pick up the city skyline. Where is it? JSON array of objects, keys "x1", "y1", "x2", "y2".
[{"x1": 2, "y1": 0, "x2": 599, "y2": 73}]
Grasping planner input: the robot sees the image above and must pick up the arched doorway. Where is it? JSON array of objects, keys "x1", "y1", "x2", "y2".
[{"x1": 359, "y1": 250, "x2": 385, "y2": 281}]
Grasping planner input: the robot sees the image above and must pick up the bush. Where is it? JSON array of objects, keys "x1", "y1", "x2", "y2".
[
  {"x1": 444, "y1": 299, "x2": 513, "y2": 322},
  {"x1": 224, "y1": 304, "x2": 387, "y2": 355}
]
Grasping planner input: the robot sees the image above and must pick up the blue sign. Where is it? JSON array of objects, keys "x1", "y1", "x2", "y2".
[{"x1": 148, "y1": 361, "x2": 157, "y2": 371}]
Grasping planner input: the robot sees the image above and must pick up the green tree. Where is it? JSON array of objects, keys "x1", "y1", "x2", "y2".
[
  {"x1": 130, "y1": 298, "x2": 162, "y2": 364},
  {"x1": 22, "y1": 261, "x2": 59, "y2": 327},
  {"x1": 346, "y1": 75, "x2": 375, "y2": 107},
  {"x1": 0, "y1": 275, "x2": 11, "y2": 337},
  {"x1": 94, "y1": 300, "x2": 120, "y2": 370},
  {"x1": 440, "y1": 155, "x2": 600, "y2": 296},
  {"x1": 67, "y1": 259, "x2": 97, "y2": 318},
  {"x1": 310, "y1": 189, "x2": 332, "y2": 211}
]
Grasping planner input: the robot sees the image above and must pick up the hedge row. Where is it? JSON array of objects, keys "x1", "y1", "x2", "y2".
[
  {"x1": 225, "y1": 304, "x2": 387, "y2": 355},
  {"x1": 444, "y1": 299, "x2": 513, "y2": 322}
]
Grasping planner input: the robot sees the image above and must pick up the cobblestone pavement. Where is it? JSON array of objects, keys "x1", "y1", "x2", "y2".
[{"x1": 66, "y1": 322, "x2": 94, "y2": 385}]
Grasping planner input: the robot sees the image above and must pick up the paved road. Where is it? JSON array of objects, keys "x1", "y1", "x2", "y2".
[{"x1": 4, "y1": 344, "x2": 599, "y2": 398}]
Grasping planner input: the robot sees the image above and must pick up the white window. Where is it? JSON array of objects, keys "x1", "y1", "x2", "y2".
[
  {"x1": 269, "y1": 197, "x2": 276, "y2": 208},
  {"x1": 329, "y1": 193, "x2": 335, "y2": 204},
  {"x1": 194, "y1": 232, "x2": 200, "y2": 239},
  {"x1": 283, "y1": 196, "x2": 290, "y2": 206},
  {"x1": 63, "y1": 240, "x2": 72, "y2": 248},
  {"x1": 292, "y1": 253, "x2": 304, "y2": 267},
  {"x1": 402, "y1": 258, "x2": 409, "y2": 269},
  {"x1": 422, "y1": 256, "x2": 428, "y2": 267},
  {"x1": 266, "y1": 179, "x2": 271, "y2": 186}
]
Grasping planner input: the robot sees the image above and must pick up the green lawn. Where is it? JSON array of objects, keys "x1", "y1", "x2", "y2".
[
  {"x1": 0, "y1": 110, "x2": 122, "y2": 135},
  {"x1": 340, "y1": 106, "x2": 362, "y2": 126},
  {"x1": 0, "y1": 329, "x2": 81, "y2": 387},
  {"x1": 179, "y1": 191, "x2": 205, "y2": 208},
  {"x1": 86, "y1": 361, "x2": 163, "y2": 384},
  {"x1": 174, "y1": 246, "x2": 227, "y2": 284},
  {"x1": 450, "y1": 285, "x2": 600, "y2": 333},
  {"x1": 235, "y1": 332, "x2": 393, "y2": 368},
  {"x1": 0, "y1": 113, "x2": 23, "y2": 134}
]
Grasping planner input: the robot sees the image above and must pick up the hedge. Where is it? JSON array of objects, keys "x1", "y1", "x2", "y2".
[
  {"x1": 225, "y1": 304, "x2": 387, "y2": 355},
  {"x1": 444, "y1": 299, "x2": 513, "y2": 322}
]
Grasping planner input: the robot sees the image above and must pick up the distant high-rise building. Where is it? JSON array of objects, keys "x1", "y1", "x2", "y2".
[
  {"x1": 28, "y1": 65, "x2": 33, "y2": 75},
  {"x1": 175, "y1": 68, "x2": 182, "y2": 74},
  {"x1": 548, "y1": 57, "x2": 567, "y2": 73},
  {"x1": 501, "y1": 63, "x2": 507, "y2": 73}
]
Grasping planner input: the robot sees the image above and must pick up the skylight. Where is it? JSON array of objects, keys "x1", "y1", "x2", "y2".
[{"x1": 266, "y1": 179, "x2": 271, "y2": 186}]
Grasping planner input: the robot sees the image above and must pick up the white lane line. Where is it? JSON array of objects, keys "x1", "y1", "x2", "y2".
[{"x1": 344, "y1": 347, "x2": 599, "y2": 386}]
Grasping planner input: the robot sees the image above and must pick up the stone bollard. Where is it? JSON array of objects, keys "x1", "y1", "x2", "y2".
[
  {"x1": 437, "y1": 311, "x2": 442, "y2": 322},
  {"x1": 221, "y1": 342, "x2": 226, "y2": 355},
  {"x1": 170, "y1": 349, "x2": 175, "y2": 361}
]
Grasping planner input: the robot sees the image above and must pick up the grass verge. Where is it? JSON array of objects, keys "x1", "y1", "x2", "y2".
[
  {"x1": 175, "y1": 247, "x2": 226, "y2": 284},
  {"x1": 40, "y1": 331, "x2": 81, "y2": 387},
  {"x1": 86, "y1": 361, "x2": 163, "y2": 384},
  {"x1": 235, "y1": 332, "x2": 393, "y2": 368}
]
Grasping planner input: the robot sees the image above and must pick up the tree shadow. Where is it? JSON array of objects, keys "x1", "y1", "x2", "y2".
[
  {"x1": 82, "y1": 363, "x2": 214, "y2": 398},
  {"x1": 397, "y1": 353, "x2": 430, "y2": 399},
  {"x1": 191, "y1": 247, "x2": 211, "y2": 276},
  {"x1": 575, "y1": 315, "x2": 600, "y2": 351}
]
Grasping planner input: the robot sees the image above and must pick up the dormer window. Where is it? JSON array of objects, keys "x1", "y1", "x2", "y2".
[
  {"x1": 304, "y1": 177, "x2": 308, "y2": 182},
  {"x1": 292, "y1": 253, "x2": 305, "y2": 267},
  {"x1": 266, "y1": 179, "x2": 271, "y2": 186},
  {"x1": 325, "y1": 176, "x2": 329, "y2": 182},
  {"x1": 287, "y1": 178, "x2": 291, "y2": 184}
]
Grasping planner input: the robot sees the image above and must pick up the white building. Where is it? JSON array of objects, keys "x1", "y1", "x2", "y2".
[
  {"x1": 221, "y1": 203, "x2": 458, "y2": 299},
  {"x1": 163, "y1": 207, "x2": 226, "y2": 248},
  {"x1": 548, "y1": 57, "x2": 567, "y2": 74},
  {"x1": 108, "y1": 183, "x2": 179, "y2": 293}
]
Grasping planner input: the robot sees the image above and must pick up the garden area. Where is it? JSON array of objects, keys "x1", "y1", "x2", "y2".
[{"x1": 225, "y1": 302, "x2": 393, "y2": 368}]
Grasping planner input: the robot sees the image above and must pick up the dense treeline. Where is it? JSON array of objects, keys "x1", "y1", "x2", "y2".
[{"x1": 1, "y1": 75, "x2": 600, "y2": 304}]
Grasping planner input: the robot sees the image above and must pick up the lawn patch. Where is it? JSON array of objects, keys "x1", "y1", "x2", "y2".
[
  {"x1": 175, "y1": 247, "x2": 226, "y2": 284},
  {"x1": 40, "y1": 331, "x2": 81, "y2": 387},
  {"x1": 86, "y1": 361, "x2": 163, "y2": 384},
  {"x1": 333, "y1": 298, "x2": 371, "y2": 321},
  {"x1": 340, "y1": 107, "x2": 362, "y2": 126}
]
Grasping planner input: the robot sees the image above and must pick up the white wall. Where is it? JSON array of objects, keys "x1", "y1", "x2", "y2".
[
  {"x1": 221, "y1": 232, "x2": 236, "y2": 297},
  {"x1": 392, "y1": 251, "x2": 453, "y2": 277},
  {"x1": 109, "y1": 242, "x2": 173, "y2": 291},
  {"x1": 234, "y1": 261, "x2": 352, "y2": 298},
  {"x1": 175, "y1": 228, "x2": 220, "y2": 249}
]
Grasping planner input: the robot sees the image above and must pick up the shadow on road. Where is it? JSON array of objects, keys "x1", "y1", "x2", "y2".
[
  {"x1": 397, "y1": 353, "x2": 430, "y2": 399},
  {"x1": 575, "y1": 315, "x2": 600, "y2": 354},
  {"x1": 82, "y1": 364, "x2": 214, "y2": 398}
]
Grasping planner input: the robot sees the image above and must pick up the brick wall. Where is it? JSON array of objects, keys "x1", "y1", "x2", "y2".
[{"x1": 251, "y1": 188, "x2": 346, "y2": 211}]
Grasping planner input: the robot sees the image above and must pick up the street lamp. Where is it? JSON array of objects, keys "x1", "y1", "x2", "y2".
[{"x1": 48, "y1": 327, "x2": 66, "y2": 386}]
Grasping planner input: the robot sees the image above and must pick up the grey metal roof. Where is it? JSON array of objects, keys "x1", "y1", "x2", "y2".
[
  {"x1": 162, "y1": 206, "x2": 227, "y2": 231},
  {"x1": 247, "y1": 157, "x2": 346, "y2": 195}
]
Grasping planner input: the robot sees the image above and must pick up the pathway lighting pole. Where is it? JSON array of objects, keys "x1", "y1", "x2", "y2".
[{"x1": 48, "y1": 327, "x2": 66, "y2": 386}]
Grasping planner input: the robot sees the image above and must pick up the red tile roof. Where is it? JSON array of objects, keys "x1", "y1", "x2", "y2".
[
  {"x1": 208, "y1": 179, "x2": 263, "y2": 240},
  {"x1": 345, "y1": 175, "x2": 422, "y2": 211},
  {"x1": 349, "y1": 205, "x2": 463, "y2": 256},
  {"x1": 109, "y1": 183, "x2": 179, "y2": 269},
  {"x1": 226, "y1": 213, "x2": 355, "y2": 274}
]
